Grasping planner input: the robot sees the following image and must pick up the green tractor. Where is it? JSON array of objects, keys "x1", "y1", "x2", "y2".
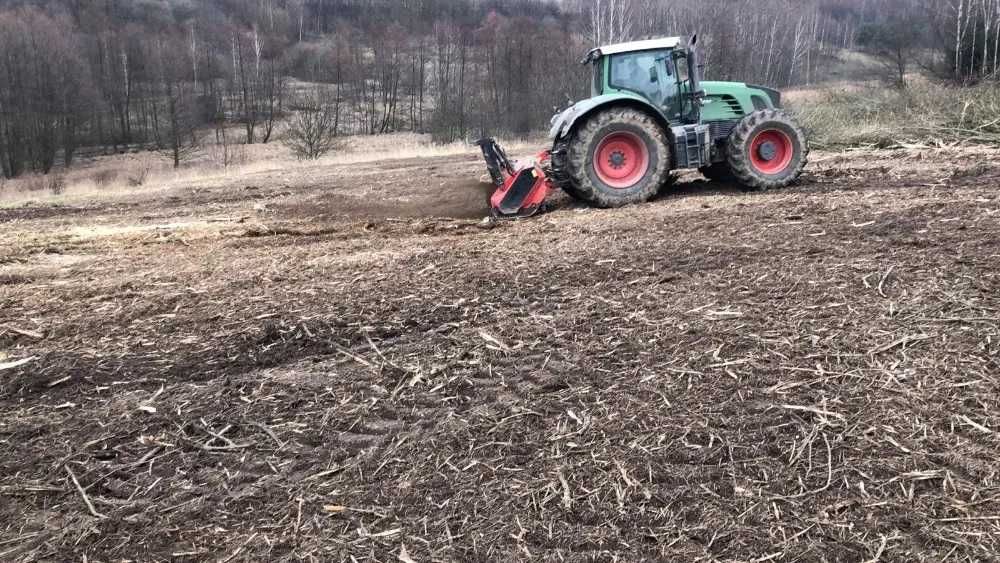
[{"x1": 479, "y1": 35, "x2": 808, "y2": 217}]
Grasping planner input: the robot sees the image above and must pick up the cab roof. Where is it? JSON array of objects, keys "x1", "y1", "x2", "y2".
[{"x1": 583, "y1": 37, "x2": 682, "y2": 63}]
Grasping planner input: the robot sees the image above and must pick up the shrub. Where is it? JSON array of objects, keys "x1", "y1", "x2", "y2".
[
  {"x1": 283, "y1": 92, "x2": 339, "y2": 160},
  {"x1": 22, "y1": 174, "x2": 66, "y2": 194},
  {"x1": 208, "y1": 129, "x2": 248, "y2": 169},
  {"x1": 92, "y1": 169, "x2": 118, "y2": 186},
  {"x1": 127, "y1": 163, "x2": 151, "y2": 187},
  {"x1": 48, "y1": 175, "x2": 66, "y2": 195}
]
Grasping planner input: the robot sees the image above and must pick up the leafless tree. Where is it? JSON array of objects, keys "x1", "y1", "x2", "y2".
[
  {"x1": 585, "y1": 0, "x2": 635, "y2": 47},
  {"x1": 153, "y1": 35, "x2": 198, "y2": 168},
  {"x1": 233, "y1": 27, "x2": 286, "y2": 144},
  {"x1": 0, "y1": 8, "x2": 95, "y2": 178},
  {"x1": 283, "y1": 88, "x2": 339, "y2": 160},
  {"x1": 209, "y1": 125, "x2": 247, "y2": 169}
]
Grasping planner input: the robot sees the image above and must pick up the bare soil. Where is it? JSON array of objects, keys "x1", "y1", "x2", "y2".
[{"x1": 2, "y1": 146, "x2": 1000, "y2": 561}]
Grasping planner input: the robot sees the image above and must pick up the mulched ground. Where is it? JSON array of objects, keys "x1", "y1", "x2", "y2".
[{"x1": 1, "y1": 147, "x2": 1000, "y2": 561}]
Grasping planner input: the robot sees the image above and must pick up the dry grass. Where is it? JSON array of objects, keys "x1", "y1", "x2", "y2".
[
  {"x1": 0, "y1": 132, "x2": 541, "y2": 208},
  {"x1": 792, "y1": 80, "x2": 1000, "y2": 149}
]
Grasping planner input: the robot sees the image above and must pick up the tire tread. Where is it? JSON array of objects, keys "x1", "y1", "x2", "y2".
[
  {"x1": 726, "y1": 109, "x2": 808, "y2": 191},
  {"x1": 564, "y1": 107, "x2": 671, "y2": 208}
]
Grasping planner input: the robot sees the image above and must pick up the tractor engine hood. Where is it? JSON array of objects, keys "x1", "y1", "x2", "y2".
[{"x1": 702, "y1": 81, "x2": 782, "y2": 108}]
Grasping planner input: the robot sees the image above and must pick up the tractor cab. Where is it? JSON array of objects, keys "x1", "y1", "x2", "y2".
[{"x1": 583, "y1": 37, "x2": 702, "y2": 124}]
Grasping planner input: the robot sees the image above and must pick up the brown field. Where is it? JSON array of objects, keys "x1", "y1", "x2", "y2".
[{"x1": 2, "y1": 143, "x2": 1000, "y2": 561}]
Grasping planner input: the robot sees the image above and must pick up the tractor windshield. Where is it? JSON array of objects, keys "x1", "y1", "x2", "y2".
[{"x1": 608, "y1": 49, "x2": 673, "y2": 105}]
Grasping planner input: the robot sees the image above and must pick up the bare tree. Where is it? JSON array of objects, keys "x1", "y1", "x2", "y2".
[
  {"x1": 0, "y1": 8, "x2": 94, "y2": 178},
  {"x1": 232, "y1": 27, "x2": 286, "y2": 144},
  {"x1": 209, "y1": 125, "x2": 246, "y2": 169},
  {"x1": 585, "y1": 0, "x2": 635, "y2": 46},
  {"x1": 857, "y1": 3, "x2": 924, "y2": 87},
  {"x1": 955, "y1": 0, "x2": 967, "y2": 75},
  {"x1": 153, "y1": 36, "x2": 198, "y2": 168},
  {"x1": 283, "y1": 88, "x2": 338, "y2": 160}
]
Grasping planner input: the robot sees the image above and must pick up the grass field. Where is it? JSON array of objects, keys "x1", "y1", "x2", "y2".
[{"x1": 2, "y1": 139, "x2": 1000, "y2": 561}]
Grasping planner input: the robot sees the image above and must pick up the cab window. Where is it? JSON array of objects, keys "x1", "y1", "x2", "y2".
[
  {"x1": 609, "y1": 51, "x2": 677, "y2": 105},
  {"x1": 672, "y1": 52, "x2": 694, "y2": 116},
  {"x1": 674, "y1": 55, "x2": 689, "y2": 82},
  {"x1": 609, "y1": 51, "x2": 662, "y2": 101}
]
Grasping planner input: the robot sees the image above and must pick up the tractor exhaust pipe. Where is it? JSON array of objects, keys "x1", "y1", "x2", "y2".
[
  {"x1": 686, "y1": 34, "x2": 706, "y2": 124},
  {"x1": 688, "y1": 34, "x2": 705, "y2": 99}
]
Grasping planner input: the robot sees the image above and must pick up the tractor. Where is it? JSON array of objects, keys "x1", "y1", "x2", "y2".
[{"x1": 479, "y1": 35, "x2": 808, "y2": 217}]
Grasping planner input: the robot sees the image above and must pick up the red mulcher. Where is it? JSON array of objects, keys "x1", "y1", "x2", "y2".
[{"x1": 476, "y1": 138, "x2": 555, "y2": 219}]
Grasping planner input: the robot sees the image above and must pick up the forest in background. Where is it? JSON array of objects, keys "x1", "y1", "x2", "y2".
[{"x1": 0, "y1": 0, "x2": 989, "y2": 179}]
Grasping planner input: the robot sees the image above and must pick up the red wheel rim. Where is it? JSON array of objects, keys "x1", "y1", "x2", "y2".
[
  {"x1": 593, "y1": 131, "x2": 650, "y2": 189},
  {"x1": 749, "y1": 129, "x2": 794, "y2": 175}
]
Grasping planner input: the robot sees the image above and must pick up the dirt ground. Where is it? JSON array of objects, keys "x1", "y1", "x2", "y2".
[{"x1": 2, "y1": 145, "x2": 1000, "y2": 562}]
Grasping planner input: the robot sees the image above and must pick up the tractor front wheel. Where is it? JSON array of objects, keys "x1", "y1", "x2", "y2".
[
  {"x1": 564, "y1": 107, "x2": 671, "y2": 207},
  {"x1": 726, "y1": 109, "x2": 808, "y2": 190}
]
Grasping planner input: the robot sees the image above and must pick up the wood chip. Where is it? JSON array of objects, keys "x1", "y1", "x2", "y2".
[
  {"x1": 7, "y1": 326, "x2": 44, "y2": 339},
  {"x1": 958, "y1": 415, "x2": 993, "y2": 434},
  {"x1": 868, "y1": 334, "x2": 931, "y2": 355},
  {"x1": 781, "y1": 404, "x2": 845, "y2": 420},
  {"x1": 398, "y1": 544, "x2": 417, "y2": 563},
  {"x1": 0, "y1": 356, "x2": 36, "y2": 371},
  {"x1": 477, "y1": 330, "x2": 509, "y2": 351}
]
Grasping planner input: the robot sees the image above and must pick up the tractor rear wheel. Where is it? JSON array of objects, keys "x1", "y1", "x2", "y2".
[
  {"x1": 564, "y1": 107, "x2": 671, "y2": 207},
  {"x1": 726, "y1": 109, "x2": 808, "y2": 190}
]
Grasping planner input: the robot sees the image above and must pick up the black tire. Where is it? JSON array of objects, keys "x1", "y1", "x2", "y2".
[
  {"x1": 726, "y1": 109, "x2": 808, "y2": 191},
  {"x1": 564, "y1": 107, "x2": 672, "y2": 208},
  {"x1": 699, "y1": 162, "x2": 736, "y2": 183},
  {"x1": 549, "y1": 139, "x2": 585, "y2": 201}
]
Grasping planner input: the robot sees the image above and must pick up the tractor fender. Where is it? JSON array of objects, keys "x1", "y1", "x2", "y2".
[{"x1": 549, "y1": 93, "x2": 670, "y2": 141}]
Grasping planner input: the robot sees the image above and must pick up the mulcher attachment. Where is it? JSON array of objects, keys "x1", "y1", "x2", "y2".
[{"x1": 477, "y1": 138, "x2": 554, "y2": 219}]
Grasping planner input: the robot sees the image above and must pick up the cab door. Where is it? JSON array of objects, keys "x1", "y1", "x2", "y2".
[
  {"x1": 671, "y1": 51, "x2": 697, "y2": 122},
  {"x1": 656, "y1": 54, "x2": 682, "y2": 122}
]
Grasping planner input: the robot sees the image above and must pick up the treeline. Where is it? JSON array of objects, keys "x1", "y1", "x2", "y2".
[
  {"x1": 584, "y1": 0, "x2": 855, "y2": 88},
  {"x1": 0, "y1": 0, "x2": 591, "y2": 177},
  {"x1": 851, "y1": 0, "x2": 1000, "y2": 86},
  {"x1": 939, "y1": 0, "x2": 1000, "y2": 79},
  {"x1": 0, "y1": 0, "x2": 978, "y2": 180}
]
